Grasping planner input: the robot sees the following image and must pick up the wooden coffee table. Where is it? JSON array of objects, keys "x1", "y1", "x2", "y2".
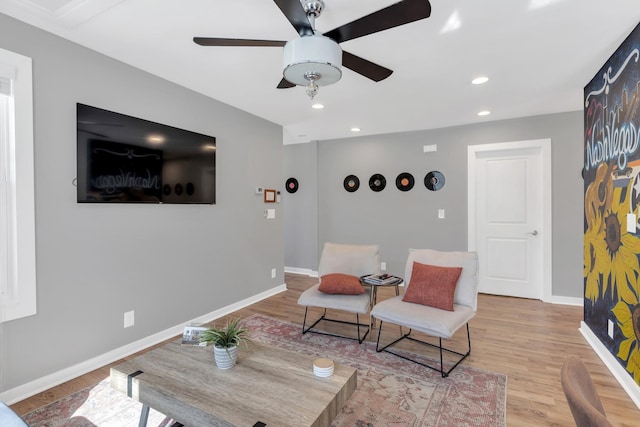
[{"x1": 110, "y1": 340, "x2": 357, "y2": 427}]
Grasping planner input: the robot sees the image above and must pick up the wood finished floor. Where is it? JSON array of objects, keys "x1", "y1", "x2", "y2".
[{"x1": 11, "y1": 273, "x2": 640, "y2": 426}]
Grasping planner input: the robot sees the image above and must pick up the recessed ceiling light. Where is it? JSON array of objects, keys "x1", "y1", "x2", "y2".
[
  {"x1": 147, "y1": 134, "x2": 165, "y2": 144},
  {"x1": 472, "y1": 76, "x2": 489, "y2": 85},
  {"x1": 312, "y1": 103, "x2": 324, "y2": 109},
  {"x1": 529, "y1": 0, "x2": 563, "y2": 10},
  {"x1": 477, "y1": 110, "x2": 491, "y2": 116},
  {"x1": 351, "y1": 127, "x2": 361, "y2": 132}
]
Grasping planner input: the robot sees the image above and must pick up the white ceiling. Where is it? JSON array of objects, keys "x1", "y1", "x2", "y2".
[{"x1": 2, "y1": 0, "x2": 640, "y2": 144}]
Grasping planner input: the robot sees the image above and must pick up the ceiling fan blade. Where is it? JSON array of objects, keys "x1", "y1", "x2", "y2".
[
  {"x1": 273, "y1": 0, "x2": 314, "y2": 37},
  {"x1": 324, "y1": 0, "x2": 431, "y2": 44},
  {"x1": 277, "y1": 78, "x2": 296, "y2": 89},
  {"x1": 194, "y1": 37, "x2": 286, "y2": 47},
  {"x1": 342, "y1": 51, "x2": 393, "y2": 82}
]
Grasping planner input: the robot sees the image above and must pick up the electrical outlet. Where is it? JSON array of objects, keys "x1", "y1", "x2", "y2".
[
  {"x1": 124, "y1": 310, "x2": 135, "y2": 328},
  {"x1": 608, "y1": 319, "x2": 614, "y2": 338},
  {"x1": 438, "y1": 209, "x2": 445, "y2": 219},
  {"x1": 271, "y1": 268, "x2": 277, "y2": 279},
  {"x1": 380, "y1": 262, "x2": 387, "y2": 271}
]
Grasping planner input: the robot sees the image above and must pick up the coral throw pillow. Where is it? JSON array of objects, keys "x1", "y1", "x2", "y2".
[
  {"x1": 402, "y1": 262, "x2": 462, "y2": 311},
  {"x1": 318, "y1": 273, "x2": 365, "y2": 295}
]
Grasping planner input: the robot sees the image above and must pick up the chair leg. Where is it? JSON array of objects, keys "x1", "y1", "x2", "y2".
[
  {"x1": 375, "y1": 321, "x2": 471, "y2": 378},
  {"x1": 302, "y1": 307, "x2": 327, "y2": 334},
  {"x1": 301, "y1": 306, "x2": 370, "y2": 344}
]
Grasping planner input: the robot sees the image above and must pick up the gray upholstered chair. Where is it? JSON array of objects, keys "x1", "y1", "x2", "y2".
[
  {"x1": 370, "y1": 248, "x2": 478, "y2": 377},
  {"x1": 561, "y1": 356, "x2": 614, "y2": 427},
  {"x1": 297, "y1": 242, "x2": 380, "y2": 343}
]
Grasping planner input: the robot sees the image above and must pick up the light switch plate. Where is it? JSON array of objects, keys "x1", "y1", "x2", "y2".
[
  {"x1": 438, "y1": 209, "x2": 445, "y2": 219},
  {"x1": 266, "y1": 209, "x2": 276, "y2": 219},
  {"x1": 423, "y1": 144, "x2": 437, "y2": 153},
  {"x1": 124, "y1": 310, "x2": 135, "y2": 328},
  {"x1": 627, "y1": 213, "x2": 636, "y2": 233}
]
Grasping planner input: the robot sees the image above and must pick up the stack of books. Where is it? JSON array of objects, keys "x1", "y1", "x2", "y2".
[{"x1": 361, "y1": 273, "x2": 401, "y2": 285}]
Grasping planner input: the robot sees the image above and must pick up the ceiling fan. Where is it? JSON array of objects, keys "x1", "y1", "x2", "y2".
[{"x1": 194, "y1": 0, "x2": 431, "y2": 99}]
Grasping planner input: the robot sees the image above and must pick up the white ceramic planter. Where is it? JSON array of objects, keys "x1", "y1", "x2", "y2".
[{"x1": 213, "y1": 345, "x2": 238, "y2": 369}]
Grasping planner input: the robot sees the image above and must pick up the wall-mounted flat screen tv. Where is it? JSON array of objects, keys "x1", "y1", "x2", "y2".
[{"x1": 77, "y1": 103, "x2": 216, "y2": 204}]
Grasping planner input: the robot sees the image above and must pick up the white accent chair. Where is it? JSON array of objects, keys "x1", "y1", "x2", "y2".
[
  {"x1": 370, "y1": 248, "x2": 478, "y2": 377},
  {"x1": 297, "y1": 242, "x2": 380, "y2": 343},
  {"x1": 0, "y1": 402, "x2": 28, "y2": 427}
]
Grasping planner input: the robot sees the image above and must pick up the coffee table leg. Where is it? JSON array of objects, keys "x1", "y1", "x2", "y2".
[{"x1": 138, "y1": 404, "x2": 150, "y2": 427}]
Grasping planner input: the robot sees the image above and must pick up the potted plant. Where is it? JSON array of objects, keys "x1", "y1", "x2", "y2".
[{"x1": 199, "y1": 318, "x2": 250, "y2": 369}]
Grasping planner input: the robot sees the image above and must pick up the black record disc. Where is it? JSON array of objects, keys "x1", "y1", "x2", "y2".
[
  {"x1": 186, "y1": 182, "x2": 195, "y2": 195},
  {"x1": 424, "y1": 171, "x2": 445, "y2": 191},
  {"x1": 395, "y1": 172, "x2": 415, "y2": 191},
  {"x1": 175, "y1": 183, "x2": 183, "y2": 195},
  {"x1": 343, "y1": 175, "x2": 360, "y2": 192},
  {"x1": 369, "y1": 173, "x2": 386, "y2": 192},
  {"x1": 163, "y1": 184, "x2": 171, "y2": 196},
  {"x1": 285, "y1": 177, "x2": 299, "y2": 193}
]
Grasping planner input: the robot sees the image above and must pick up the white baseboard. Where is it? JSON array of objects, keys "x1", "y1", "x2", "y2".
[
  {"x1": 0, "y1": 283, "x2": 287, "y2": 405},
  {"x1": 549, "y1": 295, "x2": 583, "y2": 306},
  {"x1": 284, "y1": 266, "x2": 318, "y2": 277},
  {"x1": 579, "y1": 321, "x2": 640, "y2": 409}
]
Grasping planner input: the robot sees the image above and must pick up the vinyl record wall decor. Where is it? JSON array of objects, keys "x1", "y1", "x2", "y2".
[
  {"x1": 285, "y1": 177, "x2": 299, "y2": 193},
  {"x1": 424, "y1": 171, "x2": 445, "y2": 191},
  {"x1": 369, "y1": 174, "x2": 386, "y2": 192},
  {"x1": 343, "y1": 175, "x2": 360, "y2": 192},
  {"x1": 395, "y1": 172, "x2": 415, "y2": 191},
  {"x1": 341, "y1": 171, "x2": 444, "y2": 193}
]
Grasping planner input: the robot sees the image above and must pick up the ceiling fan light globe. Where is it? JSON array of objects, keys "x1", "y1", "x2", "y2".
[
  {"x1": 283, "y1": 35, "x2": 342, "y2": 87},
  {"x1": 305, "y1": 81, "x2": 319, "y2": 99}
]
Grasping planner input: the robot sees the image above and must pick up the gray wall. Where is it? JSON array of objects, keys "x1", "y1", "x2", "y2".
[
  {"x1": 285, "y1": 111, "x2": 583, "y2": 299},
  {"x1": 283, "y1": 141, "x2": 318, "y2": 271},
  {"x1": 0, "y1": 14, "x2": 283, "y2": 392}
]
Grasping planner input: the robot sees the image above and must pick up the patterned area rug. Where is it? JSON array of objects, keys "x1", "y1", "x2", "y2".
[{"x1": 23, "y1": 314, "x2": 506, "y2": 426}]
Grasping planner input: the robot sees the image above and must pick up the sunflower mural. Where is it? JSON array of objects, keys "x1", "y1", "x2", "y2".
[{"x1": 584, "y1": 21, "x2": 640, "y2": 386}]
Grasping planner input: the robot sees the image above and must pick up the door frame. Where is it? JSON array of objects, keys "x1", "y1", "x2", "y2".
[{"x1": 467, "y1": 139, "x2": 553, "y2": 302}]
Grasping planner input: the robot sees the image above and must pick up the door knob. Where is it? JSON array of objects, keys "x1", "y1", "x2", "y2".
[{"x1": 528, "y1": 230, "x2": 539, "y2": 236}]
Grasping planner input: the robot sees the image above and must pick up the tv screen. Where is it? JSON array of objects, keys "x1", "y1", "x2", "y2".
[{"x1": 76, "y1": 103, "x2": 216, "y2": 204}]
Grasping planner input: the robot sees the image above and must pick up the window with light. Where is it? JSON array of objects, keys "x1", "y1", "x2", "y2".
[{"x1": 0, "y1": 48, "x2": 36, "y2": 323}]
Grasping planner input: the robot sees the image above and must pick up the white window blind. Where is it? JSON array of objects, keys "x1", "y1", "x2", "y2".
[
  {"x1": 0, "y1": 49, "x2": 36, "y2": 323},
  {"x1": 0, "y1": 62, "x2": 15, "y2": 96},
  {"x1": 1, "y1": 91, "x2": 17, "y2": 309},
  {"x1": 0, "y1": 77, "x2": 10, "y2": 96}
]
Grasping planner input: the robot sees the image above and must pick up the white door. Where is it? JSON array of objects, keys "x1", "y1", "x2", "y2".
[{"x1": 468, "y1": 140, "x2": 552, "y2": 301}]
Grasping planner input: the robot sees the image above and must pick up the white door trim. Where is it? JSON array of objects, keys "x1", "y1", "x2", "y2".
[{"x1": 468, "y1": 139, "x2": 553, "y2": 302}]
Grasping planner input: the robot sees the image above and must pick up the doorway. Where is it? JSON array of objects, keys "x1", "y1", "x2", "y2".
[{"x1": 468, "y1": 139, "x2": 552, "y2": 300}]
